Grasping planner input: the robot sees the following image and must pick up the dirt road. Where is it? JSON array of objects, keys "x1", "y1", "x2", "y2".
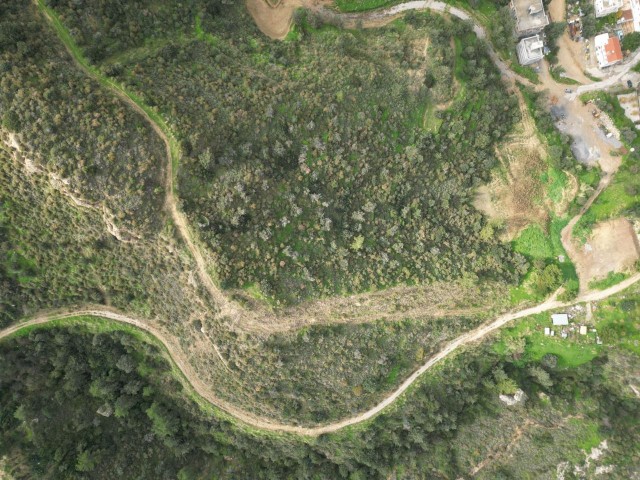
[
  {"x1": 24, "y1": 0, "x2": 640, "y2": 435},
  {"x1": 2, "y1": 274, "x2": 638, "y2": 435},
  {"x1": 35, "y1": 0, "x2": 239, "y2": 321}
]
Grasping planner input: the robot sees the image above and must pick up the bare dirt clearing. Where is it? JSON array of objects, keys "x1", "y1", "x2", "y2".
[
  {"x1": 548, "y1": 0, "x2": 590, "y2": 84},
  {"x1": 474, "y1": 90, "x2": 551, "y2": 239},
  {"x1": 245, "y1": 0, "x2": 332, "y2": 39},
  {"x1": 548, "y1": 0, "x2": 564, "y2": 21},
  {"x1": 226, "y1": 278, "x2": 512, "y2": 334},
  {"x1": 556, "y1": 35, "x2": 590, "y2": 84},
  {"x1": 571, "y1": 218, "x2": 640, "y2": 288}
]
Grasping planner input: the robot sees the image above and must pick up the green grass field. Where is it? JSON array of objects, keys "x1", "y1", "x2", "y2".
[
  {"x1": 334, "y1": 0, "x2": 399, "y2": 12},
  {"x1": 594, "y1": 291, "x2": 640, "y2": 355},
  {"x1": 589, "y1": 271, "x2": 629, "y2": 290},
  {"x1": 511, "y1": 63, "x2": 540, "y2": 84},
  {"x1": 511, "y1": 215, "x2": 579, "y2": 302},
  {"x1": 542, "y1": 167, "x2": 569, "y2": 204},
  {"x1": 513, "y1": 225, "x2": 554, "y2": 259},
  {"x1": 498, "y1": 283, "x2": 640, "y2": 370},
  {"x1": 493, "y1": 312, "x2": 601, "y2": 368}
]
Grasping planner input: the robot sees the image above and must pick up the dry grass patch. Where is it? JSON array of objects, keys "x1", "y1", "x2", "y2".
[{"x1": 474, "y1": 137, "x2": 548, "y2": 240}]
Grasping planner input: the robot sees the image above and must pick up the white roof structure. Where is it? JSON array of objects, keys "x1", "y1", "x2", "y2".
[
  {"x1": 594, "y1": 33, "x2": 623, "y2": 68},
  {"x1": 595, "y1": 0, "x2": 623, "y2": 17},
  {"x1": 552, "y1": 313, "x2": 569, "y2": 326},
  {"x1": 511, "y1": 0, "x2": 550, "y2": 36},
  {"x1": 630, "y1": 0, "x2": 640, "y2": 32},
  {"x1": 517, "y1": 35, "x2": 545, "y2": 65}
]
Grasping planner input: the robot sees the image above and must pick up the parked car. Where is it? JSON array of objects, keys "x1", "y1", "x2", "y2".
[
  {"x1": 628, "y1": 79, "x2": 633, "y2": 88},
  {"x1": 565, "y1": 88, "x2": 573, "y2": 94}
]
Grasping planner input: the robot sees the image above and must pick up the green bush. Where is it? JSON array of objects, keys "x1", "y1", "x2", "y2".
[{"x1": 623, "y1": 32, "x2": 640, "y2": 52}]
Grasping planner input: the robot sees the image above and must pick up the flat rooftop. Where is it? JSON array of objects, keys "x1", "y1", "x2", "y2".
[
  {"x1": 595, "y1": 0, "x2": 623, "y2": 15},
  {"x1": 521, "y1": 35, "x2": 544, "y2": 50},
  {"x1": 512, "y1": 0, "x2": 550, "y2": 33}
]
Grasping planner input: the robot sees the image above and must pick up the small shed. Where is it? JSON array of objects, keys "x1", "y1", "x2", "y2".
[
  {"x1": 579, "y1": 325, "x2": 588, "y2": 335},
  {"x1": 552, "y1": 313, "x2": 569, "y2": 326},
  {"x1": 544, "y1": 327, "x2": 550, "y2": 336}
]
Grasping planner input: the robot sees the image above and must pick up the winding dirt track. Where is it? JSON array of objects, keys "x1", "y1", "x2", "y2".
[
  {"x1": 2, "y1": 274, "x2": 638, "y2": 435},
  {"x1": 35, "y1": 0, "x2": 238, "y2": 321},
  {"x1": 14, "y1": 0, "x2": 637, "y2": 435}
]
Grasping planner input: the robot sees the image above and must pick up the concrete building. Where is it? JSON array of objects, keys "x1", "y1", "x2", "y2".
[
  {"x1": 595, "y1": 33, "x2": 623, "y2": 68},
  {"x1": 552, "y1": 313, "x2": 569, "y2": 326},
  {"x1": 618, "y1": 0, "x2": 640, "y2": 33},
  {"x1": 517, "y1": 35, "x2": 545, "y2": 65},
  {"x1": 617, "y1": 91, "x2": 640, "y2": 125},
  {"x1": 595, "y1": 0, "x2": 623, "y2": 17},
  {"x1": 618, "y1": 9, "x2": 635, "y2": 34},
  {"x1": 511, "y1": 0, "x2": 549, "y2": 37}
]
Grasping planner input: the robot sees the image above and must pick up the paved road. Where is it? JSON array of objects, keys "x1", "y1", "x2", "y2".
[
  {"x1": 323, "y1": 0, "x2": 530, "y2": 84},
  {"x1": 576, "y1": 48, "x2": 640, "y2": 96}
]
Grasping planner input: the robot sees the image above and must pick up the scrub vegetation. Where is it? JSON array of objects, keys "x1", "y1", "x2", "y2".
[
  {"x1": 0, "y1": 146, "x2": 198, "y2": 327},
  {"x1": 46, "y1": 0, "x2": 527, "y2": 305},
  {"x1": 0, "y1": 133, "x2": 511, "y2": 426},
  {"x1": 574, "y1": 92, "x2": 640, "y2": 240},
  {"x1": 0, "y1": 0, "x2": 213, "y2": 329},
  {"x1": 0, "y1": 2, "x2": 167, "y2": 235},
  {"x1": 2, "y1": 289, "x2": 638, "y2": 479},
  {"x1": 0, "y1": 0, "x2": 517, "y2": 428},
  {"x1": 2, "y1": 1, "x2": 639, "y2": 478}
]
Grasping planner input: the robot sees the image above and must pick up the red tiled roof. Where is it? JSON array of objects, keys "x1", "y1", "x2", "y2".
[
  {"x1": 620, "y1": 9, "x2": 633, "y2": 21},
  {"x1": 606, "y1": 36, "x2": 623, "y2": 63}
]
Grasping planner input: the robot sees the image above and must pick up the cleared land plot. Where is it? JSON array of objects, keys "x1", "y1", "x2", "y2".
[{"x1": 573, "y1": 218, "x2": 640, "y2": 286}]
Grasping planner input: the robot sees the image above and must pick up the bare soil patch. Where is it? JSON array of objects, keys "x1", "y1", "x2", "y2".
[
  {"x1": 572, "y1": 217, "x2": 640, "y2": 288},
  {"x1": 556, "y1": 34, "x2": 590, "y2": 84},
  {"x1": 548, "y1": 0, "x2": 564, "y2": 21},
  {"x1": 475, "y1": 145, "x2": 548, "y2": 239},
  {"x1": 245, "y1": 0, "x2": 300, "y2": 39},
  {"x1": 229, "y1": 278, "x2": 511, "y2": 332},
  {"x1": 245, "y1": 0, "x2": 332, "y2": 39},
  {"x1": 548, "y1": 0, "x2": 590, "y2": 84},
  {"x1": 474, "y1": 91, "x2": 549, "y2": 239}
]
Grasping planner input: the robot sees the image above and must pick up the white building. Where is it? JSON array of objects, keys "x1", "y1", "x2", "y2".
[
  {"x1": 595, "y1": 33, "x2": 623, "y2": 68},
  {"x1": 511, "y1": 0, "x2": 550, "y2": 36},
  {"x1": 551, "y1": 313, "x2": 569, "y2": 326},
  {"x1": 517, "y1": 35, "x2": 545, "y2": 65},
  {"x1": 630, "y1": 0, "x2": 640, "y2": 31},
  {"x1": 618, "y1": 0, "x2": 640, "y2": 33},
  {"x1": 595, "y1": 0, "x2": 623, "y2": 17}
]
